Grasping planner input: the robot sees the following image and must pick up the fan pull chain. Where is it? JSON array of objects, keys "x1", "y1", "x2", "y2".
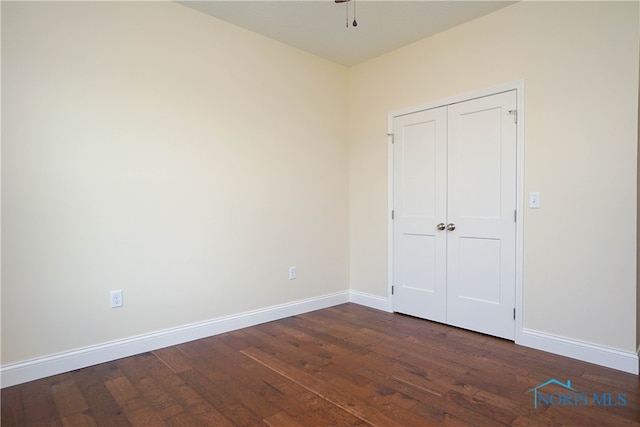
[
  {"x1": 345, "y1": 1, "x2": 348, "y2": 28},
  {"x1": 352, "y1": 0, "x2": 357, "y2": 27},
  {"x1": 336, "y1": 0, "x2": 358, "y2": 28}
]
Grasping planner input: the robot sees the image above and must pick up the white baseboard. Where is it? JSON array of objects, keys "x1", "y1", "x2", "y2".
[
  {"x1": 4, "y1": 295, "x2": 637, "y2": 389},
  {"x1": 518, "y1": 328, "x2": 639, "y2": 375},
  {"x1": 348, "y1": 290, "x2": 391, "y2": 312},
  {"x1": 1, "y1": 291, "x2": 350, "y2": 388}
]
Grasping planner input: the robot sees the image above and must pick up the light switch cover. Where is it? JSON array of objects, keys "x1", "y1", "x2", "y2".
[{"x1": 529, "y1": 192, "x2": 540, "y2": 209}]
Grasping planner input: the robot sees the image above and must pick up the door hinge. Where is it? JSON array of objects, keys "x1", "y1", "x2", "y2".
[
  {"x1": 513, "y1": 308, "x2": 516, "y2": 320},
  {"x1": 508, "y1": 109, "x2": 517, "y2": 124},
  {"x1": 391, "y1": 210, "x2": 395, "y2": 220},
  {"x1": 388, "y1": 133, "x2": 394, "y2": 144},
  {"x1": 392, "y1": 285, "x2": 395, "y2": 295},
  {"x1": 514, "y1": 210, "x2": 517, "y2": 222}
]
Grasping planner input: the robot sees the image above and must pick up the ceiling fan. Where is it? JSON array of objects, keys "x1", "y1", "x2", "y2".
[{"x1": 335, "y1": 0, "x2": 358, "y2": 27}]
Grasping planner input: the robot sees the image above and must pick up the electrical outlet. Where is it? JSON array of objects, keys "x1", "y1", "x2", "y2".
[
  {"x1": 289, "y1": 266, "x2": 297, "y2": 280},
  {"x1": 110, "y1": 290, "x2": 123, "y2": 308}
]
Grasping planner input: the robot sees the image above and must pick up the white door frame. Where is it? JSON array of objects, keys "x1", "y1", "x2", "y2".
[{"x1": 387, "y1": 80, "x2": 525, "y2": 343}]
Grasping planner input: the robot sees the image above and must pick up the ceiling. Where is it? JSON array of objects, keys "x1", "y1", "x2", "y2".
[{"x1": 178, "y1": 1, "x2": 517, "y2": 67}]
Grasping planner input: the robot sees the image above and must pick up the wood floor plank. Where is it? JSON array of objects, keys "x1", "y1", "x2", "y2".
[
  {"x1": 184, "y1": 338, "x2": 293, "y2": 419},
  {"x1": 152, "y1": 347, "x2": 193, "y2": 374},
  {"x1": 277, "y1": 391, "x2": 369, "y2": 426},
  {"x1": 353, "y1": 357, "x2": 511, "y2": 426},
  {"x1": 104, "y1": 376, "x2": 140, "y2": 407},
  {"x1": 3, "y1": 303, "x2": 639, "y2": 426},
  {"x1": 241, "y1": 346, "x2": 406, "y2": 427},
  {"x1": 133, "y1": 376, "x2": 184, "y2": 420},
  {"x1": 20, "y1": 376, "x2": 65, "y2": 426},
  {"x1": 51, "y1": 377, "x2": 89, "y2": 418},
  {"x1": 263, "y1": 411, "x2": 306, "y2": 427},
  {"x1": 146, "y1": 368, "x2": 205, "y2": 410},
  {"x1": 0, "y1": 386, "x2": 25, "y2": 426},
  {"x1": 163, "y1": 403, "x2": 233, "y2": 427},
  {"x1": 61, "y1": 411, "x2": 98, "y2": 427},
  {"x1": 119, "y1": 397, "x2": 168, "y2": 427},
  {"x1": 178, "y1": 365, "x2": 261, "y2": 427},
  {"x1": 72, "y1": 367, "x2": 131, "y2": 427}
]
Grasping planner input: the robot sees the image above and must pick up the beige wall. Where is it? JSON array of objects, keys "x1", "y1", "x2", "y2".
[
  {"x1": 348, "y1": 1, "x2": 639, "y2": 352},
  {"x1": 1, "y1": 1, "x2": 349, "y2": 364}
]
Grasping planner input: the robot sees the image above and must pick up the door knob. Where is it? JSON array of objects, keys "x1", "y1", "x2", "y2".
[
  {"x1": 446, "y1": 223, "x2": 456, "y2": 231},
  {"x1": 436, "y1": 223, "x2": 446, "y2": 231}
]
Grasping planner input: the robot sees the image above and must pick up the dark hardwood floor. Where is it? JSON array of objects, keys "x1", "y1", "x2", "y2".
[{"x1": 2, "y1": 303, "x2": 639, "y2": 426}]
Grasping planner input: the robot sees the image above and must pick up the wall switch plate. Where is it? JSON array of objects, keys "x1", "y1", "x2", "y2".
[
  {"x1": 110, "y1": 290, "x2": 123, "y2": 308},
  {"x1": 529, "y1": 192, "x2": 541, "y2": 209},
  {"x1": 289, "y1": 266, "x2": 297, "y2": 280}
]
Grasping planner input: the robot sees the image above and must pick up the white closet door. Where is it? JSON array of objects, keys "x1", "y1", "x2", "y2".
[
  {"x1": 446, "y1": 90, "x2": 517, "y2": 340},
  {"x1": 392, "y1": 107, "x2": 447, "y2": 322},
  {"x1": 392, "y1": 90, "x2": 517, "y2": 340}
]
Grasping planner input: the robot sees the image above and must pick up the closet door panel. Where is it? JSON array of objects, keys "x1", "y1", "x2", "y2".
[
  {"x1": 392, "y1": 107, "x2": 447, "y2": 322},
  {"x1": 446, "y1": 91, "x2": 517, "y2": 340}
]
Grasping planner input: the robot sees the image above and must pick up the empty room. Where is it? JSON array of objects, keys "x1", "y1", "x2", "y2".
[{"x1": 2, "y1": 0, "x2": 639, "y2": 425}]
